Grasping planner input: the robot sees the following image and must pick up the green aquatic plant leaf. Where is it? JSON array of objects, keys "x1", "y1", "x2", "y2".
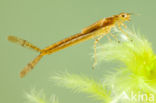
[
  {"x1": 97, "y1": 28, "x2": 156, "y2": 102},
  {"x1": 25, "y1": 89, "x2": 59, "y2": 103},
  {"x1": 53, "y1": 73, "x2": 111, "y2": 103}
]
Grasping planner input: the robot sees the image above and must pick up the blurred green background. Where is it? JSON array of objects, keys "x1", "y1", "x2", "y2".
[{"x1": 1, "y1": 0, "x2": 156, "y2": 103}]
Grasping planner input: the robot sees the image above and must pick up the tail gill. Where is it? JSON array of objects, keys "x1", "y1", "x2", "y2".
[
  {"x1": 8, "y1": 35, "x2": 42, "y2": 52},
  {"x1": 20, "y1": 53, "x2": 44, "y2": 78}
]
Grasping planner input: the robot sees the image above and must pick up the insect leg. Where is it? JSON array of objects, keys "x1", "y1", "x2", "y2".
[
  {"x1": 92, "y1": 34, "x2": 105, "y2": 69},
  {"x1": 118, "y1": 25, "x2": 133, "y2": 41},
  {"x1": 110, "y1": 33, "x2": 120, "y2": 43},
  {"x1": 121, "y1": 23, "x2": 127, "y2": 29},
  {"x1": 8, "y1": 36, "x2": 42, "y2": 52},
  {"x1": 117, "y1": 24, "x2": 130, "y2": 39},
  {"x1": 106, "y1": 35, "x2": 112, "y2": 42}
]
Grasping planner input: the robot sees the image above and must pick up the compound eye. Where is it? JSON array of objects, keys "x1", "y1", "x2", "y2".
[{"x1": 121, "y1": 14, "x2": 127, "y2": 18}]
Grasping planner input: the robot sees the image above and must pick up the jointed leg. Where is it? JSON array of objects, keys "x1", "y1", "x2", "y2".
[
  {"x1": 110, "y1": 33, "x2": 120, "y2": 43},
  {"x1": 117, "y1": 24, "x2": 130, "y2": 40},
  {"x1": 121, "y1": 23, "x2": 127, "y2": 29},
  {"x1": 92, "y1": 34, "x2": 105, "y2": 69},
  {"x1": 106, "y1": 35, "x2": 112, "y2": 42}
]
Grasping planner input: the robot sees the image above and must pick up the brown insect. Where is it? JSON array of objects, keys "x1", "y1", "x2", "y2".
[{"x1": 8, "y1": 12, "x2": 131, "y2": 78}]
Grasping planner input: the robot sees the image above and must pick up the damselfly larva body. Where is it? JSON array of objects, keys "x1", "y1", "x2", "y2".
[{"x1": 8, "y1": 12, "x2": 131, "y2": 78}]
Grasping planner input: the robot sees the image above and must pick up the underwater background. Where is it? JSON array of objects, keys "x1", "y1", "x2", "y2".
[{"x1": 1, "y1": 0, "x2": 156, "y2": 103}]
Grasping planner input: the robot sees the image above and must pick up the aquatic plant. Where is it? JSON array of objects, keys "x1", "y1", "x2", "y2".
[
  {"x1": 25, "y1": 28, "x2": 156, "y2": 103},
  {"x1": 25, "y1": 89, "x2": 59, "y2": 103}
]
